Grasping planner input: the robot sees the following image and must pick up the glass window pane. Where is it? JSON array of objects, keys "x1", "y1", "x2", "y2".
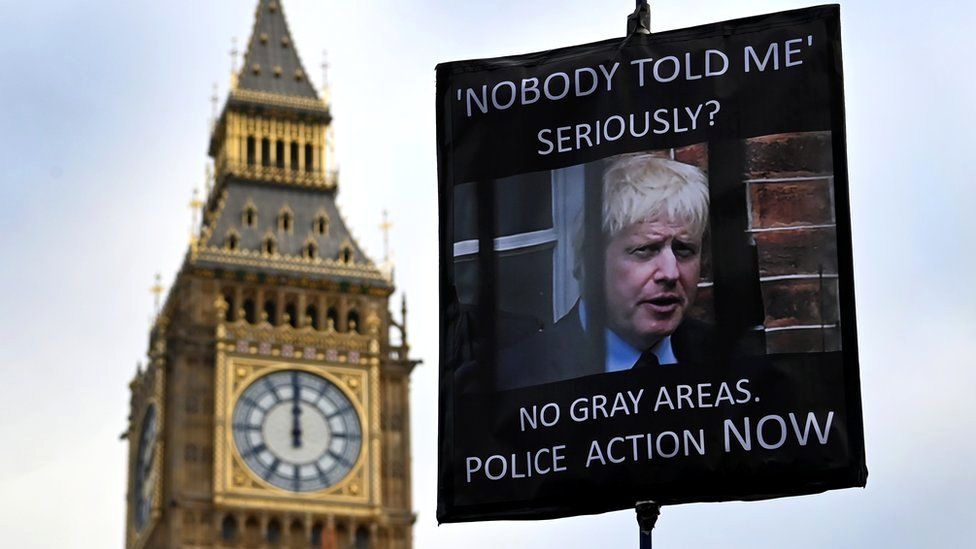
[
  {"x1": 495, "y1": 172, "x2": 552, "y2": 237},
  {"x1": 496, "y1": 245, "x2": 553, "y2": 332},
  {"x1": 453, "y1": 245, "x2": 554, "y2": 347},
  {"x1": 454, "y1": 171, "x2": 553, "y2": 241}
]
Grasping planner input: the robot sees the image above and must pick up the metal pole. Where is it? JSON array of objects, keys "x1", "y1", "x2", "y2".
[
  {"x1": 627, "y1": 1, "x2": 651, "y2": 35},
  {"x1": 636, "y1": 501, "x2": 660, "y2": 548},
  {"x1": 630, "y1": 2, "x2": 655, "y2": 546}
]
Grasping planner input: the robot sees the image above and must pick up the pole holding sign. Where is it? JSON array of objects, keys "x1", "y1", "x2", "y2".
[
  {"x1": 631, "y1": 6, "x2": 658, "y2": 545},
  {"x1": 628, "y1": 1, "x2": 651, "y2": 36}
]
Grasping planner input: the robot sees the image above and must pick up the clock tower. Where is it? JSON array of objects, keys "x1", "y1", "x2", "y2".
[{"x1": 123, "y1": 2, "x2": 417, "y2": 548}]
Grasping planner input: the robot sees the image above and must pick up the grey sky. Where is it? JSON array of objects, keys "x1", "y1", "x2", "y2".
[{"x1": 0, "y1": 1, "x2": 973, "y2": 547}]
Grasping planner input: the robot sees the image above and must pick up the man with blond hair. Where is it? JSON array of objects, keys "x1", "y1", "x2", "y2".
[{"x1": 497, "y1": 152, "x2": 713, "y2": 389}]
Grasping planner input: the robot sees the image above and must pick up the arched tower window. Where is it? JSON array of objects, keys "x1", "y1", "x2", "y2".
[
  {"x1": 314, "y1": 210, "x2": 329, "y2": 236},
  {"x1": 347, "y1": 310, "x2": 360, "y2": 333},
  {"x1": 284, "y1": 302, "x2": 298, "y2": 328},
  {"x1": 305, "y1": 143, "x2": 314, "y2": 173},
  {"x1": 242, "y1": 299, "x2": 256, "y2": 324},
  {"x1": 277, "y1": 206, "x2": 293, "y2": 233},
  {"x1": 303, "y1": 240, "x2": 318, "y2": 259},
  {"x1": 326, "y1": 307, "x2": 339, "y2": 331},
  {"x1": 220, "y1": 515, "x2": 238, "y2": 541},
  {"x1": 266, "y1": 518, "x2": 282, "y2": 543},
  {"x1": 305, "y1": 304, "x2": 319, "y2": 329},
  {"x1": 242, "y1": 202, "x2": 257, "y2": 227},
  {"x1": 246, "y1": 136, "x2": 256, "y2": 166},
  {"x1": 340, "y1": 243, "x2": 354, "y2": 264},
  {"x1": 290, "y1": 141, "x2": 299, "y2": 171},
  {"x1": 263, "y1": 300, "x2": 277, "y2": 325},
  {"x1": 311, "y1": 523, "x2": 324, "y2": 546},
  {"x1": 222, "y1": 291, "x2": 235, "y2": 322},
  {"x1": 225, "y1": 230, "x2": 240, "y2": 251},
  {"x1": 355, "y1": 526, "x2": 370, "y2": 549},
  {"x1": 263, "y1": 233, "x2": 277, "y2": 255},
  {"x1": 275, "y1": 140, "x2": 285, "y2": 168},
  {"x1": 261, "y1": 138, "x2": 271, "y2": 167}
]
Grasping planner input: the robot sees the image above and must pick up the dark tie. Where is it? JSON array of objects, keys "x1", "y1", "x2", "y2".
[{"x1": 633, "y1": 348, "x2": 660, "y2": 369}]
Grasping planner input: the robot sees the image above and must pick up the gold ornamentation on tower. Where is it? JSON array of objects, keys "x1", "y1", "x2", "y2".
[{"x1": 124, "y1": 2, "x2": 418, "y2": 548}]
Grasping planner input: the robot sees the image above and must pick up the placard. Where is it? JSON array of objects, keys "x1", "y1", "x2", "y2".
[{"x1": 437, "y1": 4, "x2": 865, "y2": 523}]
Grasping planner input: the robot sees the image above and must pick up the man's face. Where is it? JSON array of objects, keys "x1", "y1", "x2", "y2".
[{"x1": 603, "y1": 219, "x2": 702, "y2": 350}]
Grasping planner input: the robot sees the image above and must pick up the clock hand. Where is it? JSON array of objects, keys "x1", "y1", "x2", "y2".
[{"x1": 291, "y1": 373, "x2": 302, "y2": 448}]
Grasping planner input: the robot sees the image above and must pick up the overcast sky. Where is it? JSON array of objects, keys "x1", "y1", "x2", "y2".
[{"x1": 0, "y1": 1, "x2": 974, "y2": 547}]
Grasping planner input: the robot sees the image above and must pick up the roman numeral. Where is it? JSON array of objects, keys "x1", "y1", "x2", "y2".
[
  {"x1": 242, "y1": 443, "x2": 267, "y2": 458},
  {"x1": 263, "y1": 458, "x2": 281, "y2": 480},
  {"x1": 241, "y1": 396, "x2": 267, "y2": 412},
  {"x1": 327, "y1": 406, "x2": 352, "y2": 420},
  {"x1": 315, "y1": 463, "x2": 333, "y2": 486},
  {"x1": 264, "y1": 379, "x2": 281, "y2": 402},
  {"x1": 328, "y1": 450, "x2": 352, "y2": 468}
]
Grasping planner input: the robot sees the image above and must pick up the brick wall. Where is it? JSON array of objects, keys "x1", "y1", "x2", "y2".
[
  {"x1": 672, "y1": 143, "x2": 713, "y2": 322},
  {"x1": 677, "y1": 132, "x2": 841, "y2": 354},
  {"x1": 746, "y1": 131, "x2": 840, "y2": 353}
]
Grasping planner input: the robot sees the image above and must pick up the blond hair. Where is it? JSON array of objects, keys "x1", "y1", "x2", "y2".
[
  {"x1": 602, "y1": 153, "x2": 709, "y2": 239},
  {"x1": 573, "y1": 153, "x2": 709, "y2": 279}
]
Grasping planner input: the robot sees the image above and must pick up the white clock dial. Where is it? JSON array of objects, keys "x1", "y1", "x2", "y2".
[
  {"x1": 133, "y1": 405, "x2": 158, "y2": 531},
  {"x1": 232, "y1": 370, "x2": 362, "y2": 492}
]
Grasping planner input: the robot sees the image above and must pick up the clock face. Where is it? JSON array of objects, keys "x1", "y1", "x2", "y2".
[
  {"x1": 232, "y1": 370, "x2": 362, "y2": 492},
  {"x1": 133, "y1": 405, "x2": 158, "y2": 531}
]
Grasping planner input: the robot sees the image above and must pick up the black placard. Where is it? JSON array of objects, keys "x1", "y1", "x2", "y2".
[{"x1": 437, "y1": 5, "x2": 865, "y2": 523}]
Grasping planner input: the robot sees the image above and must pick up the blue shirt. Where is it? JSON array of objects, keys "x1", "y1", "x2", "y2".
[{"x1": 577, "y1": 301, "x2": 677, "y2": 372}]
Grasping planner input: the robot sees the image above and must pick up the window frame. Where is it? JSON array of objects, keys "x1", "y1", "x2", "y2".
[{"x1": 451, "y1": 166, "x2": 583, "y2": 324}]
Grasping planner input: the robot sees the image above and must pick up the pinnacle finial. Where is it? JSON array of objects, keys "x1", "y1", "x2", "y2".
[
  {"x1": 320, "y1": 49, "x2": 331, "y2": 106},
  {"x1": 380, "y1": 209, "x2": 393, "y2": 264},
  {"x1": 400, "y1": 293, "x2": 409, "y2": 344},
  {"x1": 321, "y1": 49, "x2": 329, "y2": 87},
  {"x1": 210, "y1": 83, "x2": 219, "y2": 129},
  {"x1": 230, "y1": 36, "x2": 240, "y2": 88},
  {"x1": 188, "y1": 187, "x2": 204, "y2": 244},
  {"x1": 205, "y1": 163, "x2": 213, "y2": 195},
  {"x1": 150, "y1": 273, "x2": 164, "y2": 315}
]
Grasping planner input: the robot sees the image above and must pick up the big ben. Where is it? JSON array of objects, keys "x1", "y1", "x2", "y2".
[{"x1": 123, "y1": 2, "x2": 417, "y2": 548}]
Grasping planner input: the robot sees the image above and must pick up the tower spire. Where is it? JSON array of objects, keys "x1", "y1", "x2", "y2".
[{"x1": 237, "y1": 0, "x2": 318, "y2": 98}]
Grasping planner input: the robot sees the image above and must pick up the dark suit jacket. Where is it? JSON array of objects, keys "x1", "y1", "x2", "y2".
[{"x1": 491, "y1": 302, "x2": 716, "y2": 390}]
